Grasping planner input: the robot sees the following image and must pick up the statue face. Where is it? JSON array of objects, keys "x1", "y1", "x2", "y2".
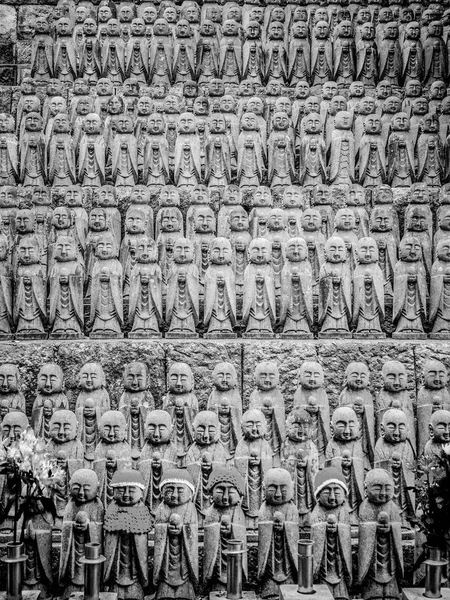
[
  {"x1": 108, "y1": 95, "x2": 124, "y2": 115},
  {"x1": 15, "y1": 211, "x2": 34, "y2": 234},
  {"x1": 272, "y1": 112, "x2": 289, "y2": 132},
  {"x1": 126, "y1": 209, "x2": 146, "y2": 234},
  {"x1": 253, "y1": 187, "x2": 272, "y2": 207},
  {"x1": 76, "y1": 98, "x2": 94, "y2": 116},
  {"x1": 249, "y1": 240, "x2": 271, "y2": 265},
  {"x1": 361, "y1": 23, "x2": 375, "y2": 39},
  {"x1": 366, "y1": 472, "x2": 394, "y2": 504},
  {"x1": 392, "y1": 113, "x2": 410, "y2": 131},
  {"x1": 286, "y1": 238, "x2": 307, "y2": 262},
  {"x1": 0, "y1": 187, "x2": 16, "y2": 208},
  {"x1": 220, "y1": 95, "x2": 235, "y2": 113},
  {"x1": 119, "y1": 5, "x2": 133, "y2": 22},
  {"x1": 314, "y1": 21, "x2": 329, "y2": 38},
  {"x1": 56, "y1": 18, "x2": 72, "y2": 35},
  {"x1": 24, "y1": 113, "x2": 42, "y2": 132},
  {"x1": 137, "y1": 97, "x2": 152, "y2": 117},
  {"x1": 146, "y1": 413, "x2": 171, "y2": 443},
  {"x1": 412, "y1": 98, "x2": 428, "y2": 116},
  {"x1": 335, "y1": 209, "x2": 355, "y2": 231},
  {"x1": 113, "y1": 485, "x2": 143, "y2": 506},
  {"x1": 130, "y1": 186, "x2": 150, "y2": 204},
  {"x1": 377, "y1": 81, "x2": 392, "y2": 100},
  {"x1": 131, "y1": 18, "x2": 145, "y2": 35},
  {"x1": 382, "y1": 410, "x2": 408, "y2": 443},
  {"x1": 0, "y1": 113, "x2": 14, "y2": 133},
  {"x1": 242, "y1": 410, "x2": 265, "y2": 440},
  {"x1": 178, "y1": 113, "x2": 196, "y2": 134},
  {"x1": 210, "y1": 239, "x2": 231, "y2": 265},
  {"x1": 318, "y1": 483, "x2": 346, "y2": 509},
  {"x1": 208, "y1": 80, "x2": 224, "y2": 96},
  {"x1": 175, "y1": 20, "x2": 191, "y2": 37},
  {"x1": 332, "y1": 408, "x2": 359, "y2": 441},
  {"x1": 264, "y1": 471, "x2": 293, "y2": 505},
  {"x1": 124, "y1": 362, "x2": 146, "y2": 392},
  {"x1": 79, "y1": 364, "x2": 104, "y2": 391},
  {"x1": 2, "y1": 415, "x2": 28, "y2": 444},
  {"x1": 334, "y1": 111, "x2": 352, "y2": 130},
  {"x1": 98, "y1": 6, "x2": 112, "y2": 22},
  {"x1": 97, "y1": 79, "x2": 113, "y2": 95},
  {"x1": 212, "y1": 482, "x2": 240, "y2": 507},
  {"x1": 287, "y1": 415, "x2": 310, "y2": 442},
  {"x1": 193, "y1": 97, "x2": 209, "y2": 116},
  {"x1": 160, "y1": 208, "x2": 181, "y2": 232},
  {"x1": 371, "y1": 207, "x2": 392, "y2": 232},
  {"x1": 322, "y1": 82, "x2": 337, "y2": 100},
  {"x1": 83, "y1": 114, "x2": 101, "y2": 134},
  {"x1": 364, "y1": 114, "x2": 381, "y2": 134},
  {"x1": 383, "y1": 363, "x2": 407, "y2": 392},
  {"x1": 100, "y1": 412, "x2": 126, "y2": 442},
  {"x1": 299, "y1": 362, "x2": 324, "y2": 389},
  {"x1": 168, "y1": 364, "x2": 193, "y2": 394},
  {"x1": 346, "y1": 363, "x2": 369, "y2": 390},
  {"x1": 424, "y1": 361, "x2": 448, "y2": 390},
  {"x1": 136, "y1": 238, "x2": 157, "y2": 264},
  {"x1": 399, "y1": 236, "x2": 421, "y2": 261},
  {"x1": 268, "y1": 210, "x2": 286, "y2": 231},
  {"x1": 89, "y1": 209, "x2": 107, "y2": 231},
  {"x1": 0, "y1": 365, "x2": 18, "y2": 393},
  {"x1": 213, "y1": 363, "x2": 237, "y2": 391},
  {"x1": 50, "y1": 411, "x2": 77, "y2": 443},
  {"x1": 325, "y1": 238, "x2": 346, "y2": 263},
  {"x1": 70, "y1": 476, "x2": 98, "y2": 503},
  {"x1": 209, "y1": 114, "x2": 226, "y2": 134},
  {"x1": 437, "y1": 240, "x2": 450, "y2": 262},
  {"x1": 162, "y1": 482, "x2": 192, "y2": 506},
  {"x1": 106, "y1": 19, "x2": 121, "y2": 36},
  {"x1": 255, "y1": 363, "x2": 279, "y2": 391},
  {"x1": 357, "y1": 238, "x2": 378, "y2": 264},
  {"x1": 430, "y1": 81, "x2": 446, "y2": 100},
  {"x1": 141, "y1": 6, "x2": 157, "y2": 24},
  {"x1": 407, "y1": 208, "x2": 427, "y2": 232},
  {"x1": 173, "y1": 239, "x2": 193, "y2": 264},
  {"x1": 301, "y1": 209, "x2": 321, "y2": 232},
  {"x1": 194, "y1": 209, "x2": 214, "y2": 233},
  {"x1": 430, "y1": 411, "x2": 450, "y2": 443},
  {"x1": 194, "y1": 414, "x2": 218, "y2": 445},
  {"x1": 37, "y1": 364, "x2": 63, "y2": 395},
  {"x1": 53, "y1": 207, "x2": 71, "y2": 230},
  {"x1": 18, "y1": 239, "x2": 39, "y2": 265}
]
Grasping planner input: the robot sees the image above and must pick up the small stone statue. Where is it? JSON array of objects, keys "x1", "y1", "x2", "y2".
[
  {"x1": 207, "y1": 362, "x2": 242, "y2": 459},
  {"x1": 318, "y1": 237, "x2": 352, "y2": 338},
  {"x1": 257, "y1": 468, "x2": 298, "y2": 599},
  {"x1": 424, "y1": 410, "x2": 450, "y2": 459},
  {"x1": 110, "y1": 115, "x2": 138, "y2": 187},
  {"x1": 165, "y1": 237, "x2": 199, "y2": 338},
  {"x1": 393, "y1": 235, "x2": 427, "y2": 339},
  {"x1": 417, "y1": 361, "x2": 450, "y2": 455},
  {"x1": 32, "y1": 363, "x2": 68, "y2": 439},
  {"x1": 417, "y1": 113, "x2": 443, "y2": 186},
  {"x1": 54, "y1": 18, "x2": 77, "y2": 81},
  {"x1": 104, "y1": 469, "x2": 152, "y2": 600},
  {"x1": 237, "y1": 112, "x2": 266, "y2": 191},
  {"x1": 281, "y1": 409, "x2": 319, "y2": 525},
  {"x1": 0, "y1": 364, "x2": 25, "y2": 412},
  {"x1": 353, "y1": 238, "x2": 385, "y2": 337},
  {"x1": 0, "y1": 113, "x2": 18, "y2": 186},
  {"x1": 329, "y1": 112, "x2": 356, "y2": 186},
  {"x1": 46, "y1": 410, "x2": 84, "y2": 477},
  {"x1": 288, "y1": 21, "x2": 310, "y2": 85},
  {"x1": 163, "y1": 362, "x2": 198, "y2": 457},
  {"x1": 356, "y1": 22, "x2": 378, "y2": 86},
  {"x1": 204, "y1": 238, "x2": 236, "y2": 338},
  {"x1": 311, "y1": 467, "x2": 352, "y2": 600},
  {"x1": 311, "y1": 21, "x2": 333, "y2": 85},
  {"x1": 76, "y1": 362, "x2": 110, "y2": 411},
  {"x1": 19, "y1": 113, "x2": 46, "y2": 187},
  {"x1": 358, "y1": 469, "x2": 403, "y2": 600},
  {"x1": 154, "y1": 469, "x2": 198, "y2": 600},
  {"x1": 76, "y1": 399, "x2": 103, "y2": 467},
  {"x1": 59, "y1": 469, "x2": 104, "y2": 598},
  {"x1": 374, "y1": 409, "x2": 415, "y2": 526},
  {"x1": 358, "y1": 115, "x2": 387, "y2": 188},
  {"x1": 294, "y1": 362, "x2": 330, "y2": 467},
  {"x1": 298, "y1": 113, "x2": 327, "y2": 187},
  {"x1": 203, "y1": 466, "x2": 247, "y2": 592},
  {"x1": 249, "y1": 362, "x2": 285, "y2": 467},
  {"x1": 0, "y1": 233, "x2": 12, "y2": 339},
  {"x1": 30, "y1": 17, "x2": 53, "y2": 81},
  {"x1": 243, "y1": 239, "x2": 276, "y2": 338},
  {"x1": 138, "y1": 410, "x2": 178, "y2": 515},
  {"x1": 78, "y1": 113, "x2": 106, "y2": 187},
  {"x1": 387, "y1": 113, "x2": 415, "y2": 187},
  {"x1": 249, "y1": 187, "x2": 273, "y2": 239}
]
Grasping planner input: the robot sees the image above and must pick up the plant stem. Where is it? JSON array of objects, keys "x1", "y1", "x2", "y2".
[{"x1": 13, "y1": 473, "x2": 18, "y2": 544}]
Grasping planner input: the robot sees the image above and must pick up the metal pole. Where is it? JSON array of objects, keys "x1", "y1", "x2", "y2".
[
  {"x1": 424, "y1": 549, "x2": 447, "y2": 600},
  {"x1": 2, "y1": 542, "x2": 27, "y2": 600},
  {"x1": 80, "y1": 542, "x2": 106, "y2": 600},
  {"x1": 297, "y1": 540, "x2": 314, "y2": 595},
  {"x1": 226, "y1": 539, "x2": 245, "y2": 600}
]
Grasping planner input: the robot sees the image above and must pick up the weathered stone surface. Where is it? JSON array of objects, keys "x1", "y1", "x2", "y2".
[
  {"x1": 165, "y1": 341, "x2": 242, "y2": 409},
  {"x1": 0, "y1": 86, "x2": 12, "y2": 112},
  {"x1": 0, "y1": 6, "x2": 17, "y2": 43},
  {"x1": 16, "y1": 40, "x2": 31, "y2": 65},
  {"x1": 413, "y1": 342, "x2": 450, "y2": 393},
  {"x1": 17, "y1": 5, "x2": 54, "y2": 40}
]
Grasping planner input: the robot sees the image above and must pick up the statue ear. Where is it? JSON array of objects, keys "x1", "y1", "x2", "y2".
[
  {"x1": 429, "y1": 423, "x2": 434, "y2": 439},
  {"x1": 330, "y1": 423, "x2": 335, "y2": 438},
  {"x1": 380, "y1": 424, "x2": 385, "y2": 437}
]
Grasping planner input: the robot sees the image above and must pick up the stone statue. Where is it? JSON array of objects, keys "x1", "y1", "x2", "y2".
[
  {"x1": 424, "y1": 410, "x2": 450, "y2": 459},
  {"x1": 358, "y1": 115, "x2": 387, "y2": 188},
  {"x1": 207, "y1": 362, "x2": 242, "y2": 458},
  {"x1": 294, "y1": 362, "x2": 330, "y2": 467},
  {"x1": 333, "y1": 20, "x2": 356, "y2": 85},
  {"x1": 204, "y1": 237, "x2": 236, "y2": 338},
  {"x1": 173, "y1": 20, "x2": 196, "y2": 84},
  {"x1": 332, "y1": 208, "x2": 359, "y2": 273},
  {"x1": 163, "y1": 363, "x2": 198, "y2": 457},
  {"x1": 281, "y1": 409, "x2": 319, "y2": 525},
  {"x1": 54, "y1": 18, "x2": 77, "y2": 81},
  {"x1": 318, "y1": 237, "x2": 352, "y2": 338},
  {"x1": 352, "y1": 238, "x2": 385, "y2": 337},
  {"x1": 191, "y1": 206, "x2": 216, "y2": 291},
  {"x1": 433, "y1": 207, "x2": 450, "y2": 259},
  {"x1": 0, "y1": 364, "x2": 25, "y2": 412},
  {"x1": 76, "y1": 362, "x2": 110, "y2": 411},
  {"x1": 387, "y1": 113, "x2": 415, "y2": 187},
  {"x1": 93, "y1": 186, "x2": 122, "y2": 252},
  {"x1": 358, "y1": 469, "x2": 403, "y2": 600},
  {"x1": 46, "y1": 410, "x2": 84, "y2": 481},
  {"x1": 19, "y1": 113, "x2": 46, "y2": 187},
  {"x1": 311, "y1": 22, "x2": 333, "y2": 85},
  {"x1": 126, "y1": 18, "x2": 149, "y2": 83},
  {"x1": 154, "y1": 469, "x2": 198, "y2": 600},
  {"x1": 267, "y1": 112, "x2": 295, "y2": 188},
  {"x1": 374, "y1": 409, "x2": 415, "y2": 526},
  {"x1": 235, "y1": 409, "x2": 273, "y2": 528},
  {"x1": 138, "y1": 411, "x2": 178, "y2": 515},
  {"x1": 47, "y1": 113, "x2": 76, "y2": 187},
  {"x1": 378, "y1": 22, "x2": 402, "y2": 84},
  {"x1": 165, "y1": 237, "x2": 199, "y2": 338},
  {"x1": 100, "y1": 19, "x2": 125, "y2": 84},
  {"x1": 59, "y1": 469, "x2": 104, "y2": 598},
  {"x1": 423, "y1": 22, "x2": 448, "y2": 87},
  {"x1": 393, "y1": 235, "x2": 427, "y2": 339},
  {"x1": 120, "y1": 208, "x2": 148, "y2": 298},
  {"x1": 173, "y1": 113, "x2": 201, "y2": 188},
  {"x1": 257, "y1": 468, "x2": 298, "y2": 599},
  {"x1": 76, "y1": 399, "x2": 103, "y2": 467},
  {"x1": 0, "y1": 233, "x2": 12, "y2": 339},
  {"x1": 110, "y1": 115, "x2": 138, "y2": 187},
  {"x1": 0, "y1": 113, "x2": 18, "y2": 186},
  {"x1": 14, "y1": 236, "x2": 47, "y2": 340},
  {"x1": 104, "y1": 469, "x2": 152, "y2": 600},
  {"x1": 329, "y1": 112, "x2": 355, "y2": 186},
  {"x1": 298, "y1": 113, "x2": 327, "y2": 187},
  {"x1": 203, "y1": 466, "x2": 247, "y2": 591},
  {"x1": 356, "y1": 23, "x2": 378, "y2": 86},
  {"x1": 430, "y1": 239, "x2": 450, "y2": 338},
  {"x1": 326, "y1": 407, "x2": 366, "y2": 523},
  {"x1": 237, "y1": 112, "x2": 266, "y2": 191},
  {"x1": 298, "y1": 209, "x2": 325, "y2": 298},
  {"x1": 243, "y1": 239, "x2": 276, "y2": 338},
  {"x1": 142, "y1": 113, "x2": 170, "y2": 189},
  {"x1": 311, "y1": 467, "x2": 352, "y2": 600},
  {"x1": 78, "y1": 113, "x2": 106, "y2": 187},
  {"x1": 288, "y1": 21, "x2": 310, "y2": 85},
  {"x1": 205, "y1": 114, "x2": 234, "y2": 188},
  {"x1": 89, "y1": 233, "x2": 123, "y2": 339},
  {"x1": 417, "y1": 361, "x2": 450, "y2": 455},
  {"x1": 219, "y1": 20, "x2": 242, "y2": 85},
  {"x1": 148, "y1": 19, "x2": 173, "y2": 86},
  {"x1": 0, "y1": 186, "x2": 17, "y2": 250},
  {"x1": 30, "y1": 17, "x2": 53, "y2": 81},
  {"x1": 32, "y1": 363, "x2": 68, "y2": 439}
]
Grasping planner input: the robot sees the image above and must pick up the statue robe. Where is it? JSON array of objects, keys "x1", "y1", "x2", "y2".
[
  {"x1": 249, "y1": 389, "x2": 285, "y2": 466},
  {"x1": 174, "y1": 133, "x2": 201, "y2": 187},
  {"x1": 207, "y1": 389, "x2": 242, "y2": 458},
  {"x1": 356, "y1": 39, "x2": 378, "y2": 86},
  {"x1": 126, "y1": 37, "x2": 149, "y2": 83},
  {"x1": 78, "y1": 133, "x2": 106, "y2": 187},
  {"x1": 196, "y1": 35, "x2": 220, "y2": 83},
  {"x1": 163, "y1": 392, "x2": 198, "y2": 458},
  {"x1": 138, "y1": 441, "x2": 178, "y2": 514},
  {"x1": 242, "y1": 39, "x2": 264, "y2": 83},
  {"x1": 293, "y1": 388, "x2": 330, "y2": 467},
  {"x1": 417, "y1": 132, "x2": 443, "y2": 186},
  {"x1": 148, "y1": 35, "x2": 173, "y2": 84},
  {"x1": 378, "y1": 39, "x2": 402, "y2": 84},
  {"x1": 358, "y1": 134, "x2": 387, "y2": 187},
  {"x1": 89, "y1": 258, "x2": 123, "y2": 337},
  {"x1": 311, "y1": 503, "x2": 352, "y2": 600},
  {"x1": 311, "y1": 37, "x2": 333, "y2": 85},
  {"x1": 14, "y1": 263, "x2": 47, "y2": 337},
  {"x1": 46, "y1": 439, "x2": 84, "y2": 478},
  {"x1": 376, "y1": 390, "x2": 416, "y2": 451},
  {"x1": 172, "y1": 37, "x2": 196, "y2": 83},
  {"x1": 49, "y1": 260, "x2": 84, "y2": 338},
  {"x1": 205, "y1": 133, "x2": 233, "y2": 187},
  {"x1": 352, "y1": 262, "x2": 385, "y2": 335},
  {"x1": 393, "y1": 258, "x2": 427, "y2": 336},
  {"x1": 120, "y1": 405, "x2": 148, "y2": 460},
  {"x1": 401, "y1": 38, "x2": 424, "y2": 83},
  {"x1": 387, "y1": 133, "x2": 415, "y2": 187},
  {"x1": 76, "y1": 406, "x2": 103, "y2": 465},
  {"x1": 128, "y1": 262, "x2": 163, "y2": 337},
  {"x1": 219, "y1": 36, "x2": 242, "y2": 84},
  {"x1": 423, "y1": 35, "x2": 448, "y2": 86},
  {"x1": 101, "y1": 37, "x2": 125, "y2": 83},
  {"x1": 237, "y1": 130, "x2": 265, "y2": 189},
  {"x1": 242, "y1": 263, "x2": 276, "y2": 336},
  {"x1": 78, "y1": 37, "x2": 102, "y2": 82},
  {"x1": 204, "y1": 264, "x2": 236, "y2": 336},
  {"x1": 54, "y1": 35, "x2": 77, "y2": 81},
  {"x1": 257, "y1": 501, "x2": 299, "y2": 598},
  {"x1": 326, "y1": 439, "x2": 367, "y2": 518},
  {"x1": 110, "y1": 133, "x2": 138, "y2": 186},
  {"x1": 280, "y1": 259, "x2": 313, "y2": 337},
  {"x1": 31, "y1": 392, "x2": 69, "y2": 439},
  {"x1": 288, "y1": 38, "x2": 310, "y2": 84},
  {"x1": 234, "y1": 437, "x2": 273, "y2": 522},
  {"x1": 339, "y1": 389, "x2": 376, "y2": 466},
  {"x1": 281, "y1": 439, "x2": 318, "y2": 523},
  {"x1": 267, "y1": 130, "x2": 295, "y2": 187},
  {"x1": 30, "y1": 36, "x2": 53, "y2": 81},
  {"x1": 143, "y1": 134, "x2": 170, "y2": 187},
  {"x1": 165, "y1": 262, "x2": 199, "y2": 335},
  {"x1": 0, "y1": 132, "x2": 19, "y2": 185},
  {"x1": 19, "y1": 131, "x2": 46, "y2": 187},
  {"x1": 329, "y1": 129, "x2": 356, "y2": 185},
  {"x1": 0, "y1": 263, "x2": 13, "y2": 336},
  {"x1": 299, "y1": 134, "x2": 327, "y2": 186},
  {"x1": 318, "y1": 262, "x2": 352, "y2": 335}
]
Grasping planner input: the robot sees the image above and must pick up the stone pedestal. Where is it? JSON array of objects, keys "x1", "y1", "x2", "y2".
[
  {"x1": 0, "y1": 592, "x2": 40, "y2": 600},
  {"x1": 210, "y1": 591, "x2": 257, "y2": 600},
  {"x1": 69, "y1": 592, "x2": 118, "y2": 600},
  {"x1": 403, "y1": 588, "x2": 450, "y2": 600},
  {"x1": 280, "y1": 584, "x2": 335, "y2": 600}
]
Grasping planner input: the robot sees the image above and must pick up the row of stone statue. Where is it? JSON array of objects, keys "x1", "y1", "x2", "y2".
[
  {"x1": 0, "y1": 357, "x2": 446, "y2": 532},
  {"x1": 4, "y1": 462, "x2": 407, "y2": 600},
  {"x1": 29, "y1": 0, "x2": 450, "y2": 88},
  {"x1": 5, "y1": 90, "x2": 450, "y2": 189}
]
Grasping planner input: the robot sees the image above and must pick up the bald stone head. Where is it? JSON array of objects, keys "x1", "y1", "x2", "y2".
[
  {"x1": 69, "y1": 468, "x2": 99, "y2": 503},
  {"x1": 381, "y1": 408, "x2": 408, "y2": 443},
  {"x1": 49, "y1": 409, "x2": 78, "y2": 443},
  {"x1": 264, "y1": 468, "x2": 294, "y2": 504},
  {"x1": 193, "y1": 411, "x2": 220, "y2": 445},
  {"x1": 145, "y1": 410, "x2": 173, "y2": 443},
  {"x1": 331, "y1": 407, "x2": 359, "y2": 442},
  {"x1": 99, "y1": 410, "x2": 126, "y2": 443},
  {"x1": 365, "y1": 469, "x2": 394, "y2": 505},
  {"x1": 430, "y1": 409, "x2": 450, "y2": 444},
  {"x1": 242, "y1": 409, "x2": 267, "y2": 440}
]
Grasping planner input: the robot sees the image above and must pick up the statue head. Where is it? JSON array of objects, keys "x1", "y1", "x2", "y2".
[
  {"x1": 229, "y1": 207, "x2": 248, "y2": 233},
  {"x1": 334, "y1": 208, "x2": 356, "y2": 232},
  {"x1": 69, "y1": 469, "x2": 99, "y2": 503},
  {"x1": 436, "y1": 239, "x2": 450, "y2": 263},
  {"x1": 299, "y1": 362, "x2": 324, "y2": 390},
  {"x1": 17, "y1": 236, "x2": 40, "y2": 266},
  {"x1": 0, "y1": 364, "x2": 20, "y2": 394},
  {"x1": 111, "y1": 469, "x2": 145, "y2": 505},
  {"x1": 24, "y1": 112, "x2": 42, "y2": 133},
  {"x1": 175, "y1": 19, "x2": 192, "y2": 38},
  {"x1": 219, "y1": 95, "x2": 236, "y2": 113},
  {"x1": 286, "y1": 408, "x2": 312, "y2": 443},
  {"x1": 96, "y1": 78, "x2": 113, "y2": 96},
  {"x1": 254, "y1": 361, "x2": 279, "y2": 392},
  {"x1": 283, "y1": 186, "x2": 304, "y2": 209},
  {"x1": 405, "y1": 20, "x2": 420, "y2": 39},
  {"x1": 173, "y1": 238, "x2": 194, "y2": 265},
  {"x1": 135, "y1": 237, "x2": 157, "y2": 264},
  {"x1": 106, "y1": 18, "x2": 121, "y2": 36},
  {"x1": 314, "y1": 467, "x2": 348, "y2": 509},
  {"x1": 240, "y1": 111, "x2": 258, "y2": 132},
  {"x1": 107, "y1": 94, "x2": 124, "y2": 116},
  {"x1": 160, "y1": 207, "x2": 182, "y2": 233},
  {"x1": 365, "y1": 469, "x2": 394, "y2": 505},
  {"x1": 208, "y1": 466, "x2": 244, "y2": 507},
  {"x1": 285, "y1": 238, "x2": 307, "y2": 263},
  {"x1": 360, "y1": 22, "x2": 375, "y2": 40},
  {"x1": 381, "y1": 408, "x2": 408, "y2": 443},
  {"x1": 145, "y1": 410, "x2": 172, "y2": 444},
  {"x1": 313, "y1": 20, "x2": 329, "y2": 39},
  {"x1": 125, "y1": 207, "x2": 147, "y2": 235},
  {"x1": 99, "y1": 410, "x2": 126, "y2": 443},
  {"x1": 129, "y1": 185, "x2": 149, "y2": 206},
  {"x1": 420, "y1": 112, "x2": 439, "y2": 134},
  {"x1": 305, "y1": 96, "x2": 321, "y2": 114},
  {"x1": 430, "y1": 80, "x2": 446, "y2": 101},
  {"x1": 194, "y1": 207, "x2": 215, "y2": 233},
  {"x1": 356, "y1": 237, "x2": 379, "y2": 264},
  {"x1": 398, "y1": 234, "x2": 422, "y2": 262},
  {"x1": 391, "y1": 112, "x2": 410, "y2": 132},
  {"x1": 430, "y1": 410, "x2": 450, "y2": 444},
  {"x1": 78, "y1": 363, "x2": 106, "y2": 392},
  {"x1": 52, "y1": 207, "x2": 72, "y2": 232},
  {"x1": 2, "y1": 412, "x2": 29, "y2": 444},
  {"x1": 331, "y1": 407, "x2": 359, "y2": 442},
  {"x1": 334, "y1": 111, "x2": 352, "y2": 130},
  {"x1": 209, "y1": 237, "x2": 232, "y2": 266},
  {"x1": 94, "y1": 233, "x2": 117, "y2": 260},
  {"x1": 271, "y1": 111, "x2": 290, "y2": 132},
  {"x1": 322, "y1": 81, "x2": 338, "y2": 100},
  {"x1": 364, "y1": 114, "x2": 382, "y2": 135},
  {"x1": 324, "y1": 237, "x2": 346, "y2": 263},
  {"x1": 212, "y1": 362, "x2": 238, "y2": 392},
  {"x1": 248, "y1": 238, "x2": 271, "y2": 265},
  {"x1": 423, "y1": 360, "x2": 448, "y2": 390},
  {"x1": 49, "y1": 409, "x2": 78, "y2": 443},
  {"x1": 37, "y1": 363, "x2": 64, "y2": 395},
  {"x1": 345, "y1": 362, "x2": 370, "y2": 391},
  {"x1": 303, "y1": 112, "x2": 322, "y2": 135},
  {"x1": 404, "y1": 80, "x2": 422, "y2": 98},
  {"x1": 241, "y1": 408, "x2": 266, "y2": 440},
  {"x1": 370, "y1": 206, "x2": 392, "y2": 233},
  {"x1": 83, "y1": 113, "x2": 102, "y2": 135},
  {"x1": 411, "y1": 97, "x2": 429, "y2": 117},
  {"x1": 0, "y1": 186, "x2": 17, "y2": 208},
  {"x1": 0, "y1": 113, "x2": 14, "y2": 134},
  {"x1": 168, "y1": 362, "x2": 194, "y2": 394},
  {"x1": 161, "y1": 468, "x2": 195, "y2": 506},
  {"x1": 265, "y1": 80, "x2": 281, "y2": 97},
  {"x1": 301, "y1": 208, "x2": 322, "y2": 233},
  {"x1": 55, "y1": 17, "x2": 73, "y2": 36},
  {"x1": 123, "y1": 362, "x2": 147, "y2": 392},
  {"x1": 267, "y1": 209, "x2": 286, "y2": 233},
  {"x1": 382, "y1": 361, "x2": 407, "y2": 392},
  {"x1": 193, "y1": 411, "x2": 220, "y2": 445},
  {"x1": 264, "y1": 468, "x2": 293, "y2": 505},
  {"x1": 93, "y1": 187, "x2": 117, "y2": 209},
  {"x1": 208, "y1": 113, "x2": 226, "y2": 135}
]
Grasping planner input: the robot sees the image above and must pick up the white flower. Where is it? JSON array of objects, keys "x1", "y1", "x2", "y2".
[{"x1": 442, "y1": 443, "x2": 450, "y2": 456}]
